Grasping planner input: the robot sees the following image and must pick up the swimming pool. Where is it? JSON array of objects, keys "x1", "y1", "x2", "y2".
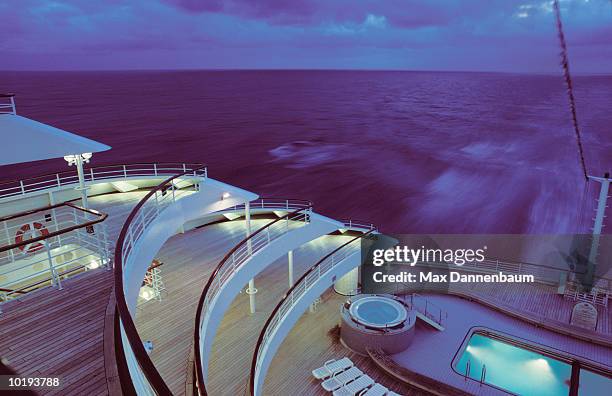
[
  {"x1": 455, "y1": 332, "x2": 610, "y2": 396},
  {"x1": 348, "y1": 295, "x2": 407, "y2": 329}
]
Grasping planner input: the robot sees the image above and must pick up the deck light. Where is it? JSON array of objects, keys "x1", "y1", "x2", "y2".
[
  {"x1": 63, "y1": 153, "x2": 93, "y2": 209},
  {"x1": 222, "y1": 192, "x2": 231, "y2": 200},
  {"x1": 87, "y1": 260, "x2": 100, "y2": 270},
  {"x1": 139, "y1": 285, "x2": 155, "y2": 301},
  {"x1": 64, "y1": 153, "x2": 93, "y2": 166}
]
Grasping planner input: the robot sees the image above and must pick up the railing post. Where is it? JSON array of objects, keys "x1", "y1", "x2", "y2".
[
  {"x1": 56, "y1": 174, "x2": 61, "y2": 187},
  {"x1": 154, "y1": 191, "x2": 160, "y2": 215},
  {"x1": 102, "y1": 225, "x2": 111, "y2": 270},
  {"x1": 288, "y1": 250, "x2": 294, "y2": 288},
  {"x1": 153, "y1": 163, "x2": 158, "y2": 176},
  {"x1": 3, "y1": 221, "x2": 15, "y2": 264},
  {"x1": 128, "y1": 227, "x2": 135, "y2": 253},
  {"x1": 44, "y1": 240, "x2": 62, "y2": 290},
  {"x1": 480, "y1": 364, "x2": 486, "y2": 385},
  {"x1": 19, "y1": 180, "x2": 25, "y2": 195},
  {"x1": 123, "y1": 165, "x2": 127, "y2": 178},
  {"x1": 90, "y1": 168, "x2": 95, "y2": 181}
]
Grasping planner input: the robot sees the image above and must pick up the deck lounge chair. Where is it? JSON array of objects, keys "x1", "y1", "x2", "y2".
[
  {"x1": 322, "y1": 367, "x2": 363, "y2": 391},
  {"x1": 312, "y1": 357, "x2": 354, "y2": 379},
  {"x1": 359, "y1": 383, "x2": 388, "y2": 396},
  {"x1": 332, "y1": 375, "x2": 375, "y2": 396}
]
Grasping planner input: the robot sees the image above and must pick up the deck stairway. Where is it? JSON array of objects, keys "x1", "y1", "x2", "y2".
[{"x1": 400, "y1": 294, "x2": 446, "y2": 331}]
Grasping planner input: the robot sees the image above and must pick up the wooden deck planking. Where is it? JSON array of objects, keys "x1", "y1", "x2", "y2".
[
  {"x1": 1, "y1": 189, "x2": 609, "y2": 396},
  {"x1": 134, "y1": 219, "x2": 354, "y2": 395},
  {"x1": 264, "y1": 290, "x2": 423, "y2": 396},
  {"x1": 0, "y1": 192, "x2": 140, "y2": 395},
  {"x1": 460, "y1": 281, "x2": 611, "y2": 335},
  {"x1": 206, "y1": 235, "x2": 354, "y2": 396},
  {"x1": 134, "y1": 219, "x2": 255, "y2": 394}
]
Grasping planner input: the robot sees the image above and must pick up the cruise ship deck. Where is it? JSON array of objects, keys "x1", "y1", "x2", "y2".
[{"x1": 0, "y1": 99, "x2": 610, "y2": 396}]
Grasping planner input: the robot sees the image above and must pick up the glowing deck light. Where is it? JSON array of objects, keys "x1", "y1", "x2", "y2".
[
  {"x1": 139, "y1": 286, "x2": 155, "y2": 301},
  {"x1": 222, "y1": 192, "x2": 231, "y2": 199},
  {"x1": 87, "y1": 260, "x2": 100, "y2": 270}
]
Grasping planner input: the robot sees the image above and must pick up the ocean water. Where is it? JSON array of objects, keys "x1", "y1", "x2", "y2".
[{"x1": 1, "y1": 70, "x2": 611, "y2": 234}]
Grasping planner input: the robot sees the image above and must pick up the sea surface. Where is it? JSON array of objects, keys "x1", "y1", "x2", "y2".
[{"x1": 1, "y1": 70, "x2": 611, "y2": 234}]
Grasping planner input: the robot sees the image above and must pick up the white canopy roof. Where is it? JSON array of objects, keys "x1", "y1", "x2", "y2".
[{"x1": 0, "y1": 114, "x2": 111, "y2": 166}]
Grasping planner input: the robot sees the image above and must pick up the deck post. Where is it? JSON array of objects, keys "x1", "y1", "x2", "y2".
[
  {"x1": 288, "y1": 250, "x2": 294, "y2": 287},
  {"x1": 75, "y1": 155, "x2": 89, "y2": 209},
  {"x1": 587, "y1": 174, "x2": 610, "y2": 287},
  {"x1": 245, "y1": 202, "x2": 257, "y2": 314}
]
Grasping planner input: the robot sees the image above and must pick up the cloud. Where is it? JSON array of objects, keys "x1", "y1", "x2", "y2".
[
  {"x1": 0, "y1": 0, "x2": 610, "y2": 72},
  {"x1": 364, "y1": 14, "x2": 387, "y2": 29}
]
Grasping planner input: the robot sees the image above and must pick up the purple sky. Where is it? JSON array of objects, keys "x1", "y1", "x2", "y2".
[{"x1": 1, "y1": 0, "x2": 611, "y2": 73}]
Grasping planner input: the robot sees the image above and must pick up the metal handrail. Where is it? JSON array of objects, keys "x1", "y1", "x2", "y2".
[
  {"x1": 407, "y1": 293, "x2": 447, "y2": 327},
  {"x1": 113, "y1": 163, "x2": 207, "y2": 395},
  {"x1": 221, "y1": 198, "x2": 313, "y2": 212},
  {"x1": 193, "y1": 203, "x2": 314, "y2": 395},
  {"x1": 0, "y1": 162, "x2": 206, "y2": 199},
  {"x1": 341, "y1": 219, "x2": 376, "y2": 231},
  {"x1": 249, "y1": 229, "x2": 375, "y2": 395},
  {"x1": 0, "y1": 202, "x2": 107, "y2": 253},
  {"x1": 0, "y1": 93, "x2": 15, "y2": 115}
]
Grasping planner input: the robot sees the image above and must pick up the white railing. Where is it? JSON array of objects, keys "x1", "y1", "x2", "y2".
[
  {"x1": 223, "y1": 198, "x2": 312, "y2": 212},
  {"x1": 0, "y1": 203, "x2": 109, "y2": 304},
  {"x1": 342, "y1": 219, "x2": 376, "y2": 232},
  {"x1": 114, "y1": 164, "x2": 207, "y2": 395},
  {"x1": 194, "y1": 203, "x2": 314, "y2": 394},
  {"x1": 0, "y1": 162, "x2": 207, "y2": 200},
  {"x1": 119, "y1": 170, "x2": 206, "y2": 270},
  {"x1": 200, "y1": 208, "x2": 312, "y2": 322},
  {"x1": 250, "y1": 230, "x2": 372, "y2": 395},
  {"x1": 403, "y1": 293, "x2": 447, "y2": 327},
  {"x1": 0, "y1": 94, "x2": 16, "y2": 115}
]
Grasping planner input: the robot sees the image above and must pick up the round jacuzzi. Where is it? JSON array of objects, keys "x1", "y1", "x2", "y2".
[
  {"x1": 340, "y1": 294, "x2": 416, "y2": 355},
  {"x1": 349, "y1": 296, "x2": 408, "y2": 329}
]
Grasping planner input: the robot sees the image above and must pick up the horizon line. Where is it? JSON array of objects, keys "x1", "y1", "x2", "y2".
[{"x1": 2, "y1": 67, "x2": 611, "y2": 76}]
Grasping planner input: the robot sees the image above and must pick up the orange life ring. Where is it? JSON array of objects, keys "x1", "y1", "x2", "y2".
[{"x1": 14, "y1": 222, "x2": 49, "y2": 253}]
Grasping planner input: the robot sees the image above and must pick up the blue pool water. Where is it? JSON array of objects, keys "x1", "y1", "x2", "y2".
[
  {"x1": 456, "y1": 333, "x2": 610, "y2": 396},
  {"x1": 355, "y1": 300, "x2": 398, "y2": 325}
]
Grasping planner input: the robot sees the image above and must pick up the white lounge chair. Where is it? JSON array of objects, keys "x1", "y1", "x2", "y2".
[
  {"x1": 312, "y1": 357, "x2": 354, "y2": 379},
  {"x1": 359, "y1": 383, "x2": 388, "y2": 396},
  {"x1": 322, "y1": 367, "x2": 363, "y2": 391},
  {"x1": 333, "y1": 375, "x2": 375, "y2": 396}
]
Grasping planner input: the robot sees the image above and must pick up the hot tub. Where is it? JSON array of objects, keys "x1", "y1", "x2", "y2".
[
  {"x1": 340, "y1": 294, "x2": 415, "y2": 355},
  {"x1": 349, "y1": 295, "x2": 408, "y2": 329}
]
